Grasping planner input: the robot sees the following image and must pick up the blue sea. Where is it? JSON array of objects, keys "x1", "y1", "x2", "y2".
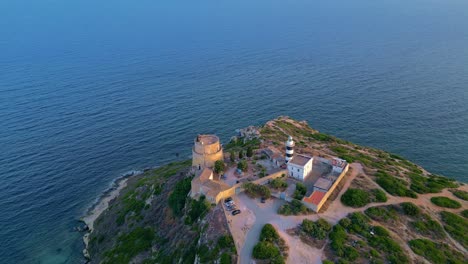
[{"x1": 0, "y1": 0, "x2": 467, "y2": 263}]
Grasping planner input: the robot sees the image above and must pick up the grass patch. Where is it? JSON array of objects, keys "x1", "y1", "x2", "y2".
[
  {"x1": 440, "y1": 211, "x2": 468, "y2": 248},
  {"x1": 430, "y1": 196, "x2": 461, "y2": 208},
  {"x1": 409, "y1": 239, "x2": 465, "y2": 264}
]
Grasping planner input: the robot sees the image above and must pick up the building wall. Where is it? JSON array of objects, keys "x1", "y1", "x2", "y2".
[
  {"x1": 192, "y1": 148, "x2": 224, "y2": 168},
  {"x1": 193, "y1": 139, "x2": 221, "y2": 155},
  {"x1": 302, "y1": 163, "x2": 350, "y2": 212}
]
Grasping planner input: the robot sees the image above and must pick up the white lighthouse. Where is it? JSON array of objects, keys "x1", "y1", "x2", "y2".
[{"x1": 285, "y1": 135, "x2": 295, "y2": 163}]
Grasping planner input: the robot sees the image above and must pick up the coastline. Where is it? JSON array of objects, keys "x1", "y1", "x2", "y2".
[{"x1": 80, "y1": 170, "x2": 142, "y2": 260}]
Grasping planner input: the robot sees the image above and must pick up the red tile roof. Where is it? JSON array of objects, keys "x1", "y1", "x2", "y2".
[{"x1": 303, "y1": 191, "x2": 326, "y2": 205}]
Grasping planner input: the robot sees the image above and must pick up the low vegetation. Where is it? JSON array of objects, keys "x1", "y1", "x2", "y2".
[
  {"x1": 293, "y1": 182, "x2": 307, "y2": 200},
  {"x1": 401, "y1": 202, "x2": 420, "y2": 216},
  {"x1": 103, "y1": 227, "x2": 155, "y2": 264},
  {"x1": 341, "y1": 188, "x2": 370, "y2": 207},
  {"x1": 184, "y1": 196, "x2": 211, "y2": 225},
  {"x1": 237, "y1": 160, "x2": 248, "y2": 172},
  {"x1": 365, "y1": 206, "x2": 399, "y2": 223},
  {"x1": 270, "y1": 178, "x2": 288, "y2": 190},
  {"x1": 430, "y1": 196, "x2": 461, "y2": 208},
  {"x1": 409, "y1": 239, "x2": 466, "y2": 264},
  {"x1": 168, "y1": 177, "x2": 192, "y2": 216},
  {"x1": 301, "y1": 218, "x2": 332, "y2": 240},
  {"x1": 277, "y1": 199, "x2": 311, "y2": 215},
  {"x1": 252, "y1": 224, "x2": 288, "y2": 264},
  {"x1": 375, "y1": 170, "x2": 417, "y2": 198},
  {"x1": 451, "y1": 189, "x2": 468, "y2": 201},
  {"x1": 461, "y1": 209, "x2": 468, "y2": 218},
  {"x1": 410, "y1": 213, "x2": 445, "y2": 239},
  {"x1": 440, "y1": 211, "x2": 468, "y2": 248},
  {"x1": 409, "y1": 173, "x2": 457, "y2": 194},
  {"x1": 243, "y1": 182, "x2": 271, "y2": 198},
  {"x1": 327, "y1": 212, "x2": 409, "y2": 264}
]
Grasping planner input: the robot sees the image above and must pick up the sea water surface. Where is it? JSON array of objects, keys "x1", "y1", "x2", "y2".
[{"x1": 0, "y1": 0, "x2": 467, "y2": 263}]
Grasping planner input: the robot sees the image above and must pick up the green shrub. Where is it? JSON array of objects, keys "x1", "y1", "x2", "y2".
[
  {"x1": 168, "y1": 177, "x2": 192, "y2": 216},
  {"x1": 409, "y1": 173, "x2": 458, "y2": 194},
  {"x1": 301, "y1": 218, "x2": 332, "y2": 240},
  {"x1": 270, "y1": 178, "x2": 288, "y2": 189},
  {"x1": 410, "y1": 214, "x2": 445, "y2": 239},
  {"x1": 103, "y1": 227, "x2": 155, "y2": 264},
  {"x1": 278, "y1": 199, "x2": 310, "y2": 215},
  {"x1": 293, "y1": 183, "x2": 307, "y2": 200},
  {"x1": 341, "y1": 188, "x2": 370, "y2": 207},
  {"x1": 452, "y1": 190, "x2": 468, "y2": 201},
  {"x1": 461, "y1": 209, "x2": 468, "y2": 218},
  {"x1": 401, "y1": 202, "x2": 420, "y2": 216},
  {"x1": 440, "y1": 211, "x2": 468, "y2": 248},
  {"x1": 185, "y1": 196, "x2": 211, "y2": 224},
  {"x1": 214, "y1": 160, "x2": 225, "y2": 174},
  {"x1": 260, "y1": 224, "x2": 280, "y2": 242},
  {"x1": 329, "y1": 224, "x2": 348, "y2": 255},
  {"x1": 252, "y1": 241, "x2": 280, "y2": 259},
  {"x1": 243, "y1": 182, "x2": 271, "y2": 198},
  {"x1": 218, "y1": 234, "x2": 234, "y2": 249},
  {"x1": 237, "y1": 160, "x2": 248, "y2": 172},
  {"x1": 365, "y1": 206, "x2": 398, "y2": 222},
  {"x1": 409, "y1": 239, "x2": 465, "y2": 264},
  {"x1": 372, "y1": 189, "x2": 387, "y2": 202},
  {"x1": 219, "y1": 252, "x2": 231, "y2": 264},
  {"x1": 430, "y1": 197, "x2": 461, "y2": 208}
]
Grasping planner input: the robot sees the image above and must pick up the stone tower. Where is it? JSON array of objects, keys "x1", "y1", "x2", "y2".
[
  {"x1": 285, "y1": 135, "x2": 295, "y2": 163},
  {"x1": 192, "y1": 134, "x2": 224, "y2": 169}
]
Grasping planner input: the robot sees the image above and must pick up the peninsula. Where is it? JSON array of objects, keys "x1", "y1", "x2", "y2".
[{"x1": 82, "y1": 116, "x2": 467, "y2": 264}]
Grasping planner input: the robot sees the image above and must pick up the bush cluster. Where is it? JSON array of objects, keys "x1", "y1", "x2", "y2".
[
  {"x1": 365, "y1": 206, "x2": 398, "y2": 222},
  {"x1": 277, "y1": 199, "x2": 310, "y2": 215},
  {"x1": 168, "y1": 177, "x2": 192, "y2": 216},
  {"x1": 301, "y1": 218, "x2": 332, "y2": 240},
  {"x1": 270, "y1": 178, "x2": 288, "y2": 190},
  {"x1": 409, "y1": 239, "x2": 465, "y2": 264},
  {"x1": 375, "y1": 170, "x2": 417, "y2": 198},
  {"x1": 401, "y1": 202, "x2": 420, "y2": 216},
  {"x1": 103, "y1": 227, "x2": 155, "y2": 264},
  {"x1": 452, "y1": 189, "x2": 468, "y2": 201},
  {"x1": 440, "y1": 211, "x2": 468, "y2": 248},
  {"x1": 341, "y1": 188, "x2": 370, "y2": 207},
  {"x1": 409, "y1": 173, "x2": 457, "y2": 194},
  {"x1": 252, "y1": 224, "x2": 286, "y2": 264},
  {"x1": 243, "y1": 182, "x2": 271, "y2": 198},
  {"x1": 430, "y1": 196, "x2": 461, "y2": 208},
  {"x1": 293, "y1": 183, "x2": 307, "y2": 200}
]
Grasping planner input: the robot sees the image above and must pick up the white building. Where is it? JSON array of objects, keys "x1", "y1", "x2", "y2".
[{"x1": 287, "y1": 154, "x2": 313, "y2": 181}]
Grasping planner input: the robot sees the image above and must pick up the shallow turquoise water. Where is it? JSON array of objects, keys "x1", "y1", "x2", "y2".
[{"x1": 0, "y1": 0, "x2": 467, "y2": 263}]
